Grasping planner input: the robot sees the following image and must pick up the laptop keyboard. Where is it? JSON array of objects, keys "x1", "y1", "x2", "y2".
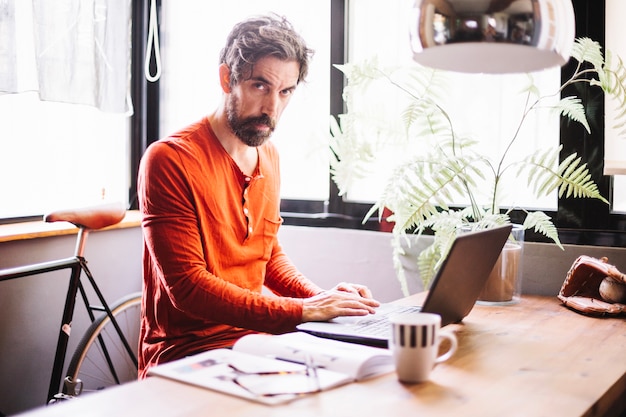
[{"x1": 351, "y1": 305, "x2": 422, "y2": 337}]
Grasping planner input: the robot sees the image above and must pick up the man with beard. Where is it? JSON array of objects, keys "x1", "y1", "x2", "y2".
[{"x1": 136, "y1": 14, "x2": 379, "y2": 378}]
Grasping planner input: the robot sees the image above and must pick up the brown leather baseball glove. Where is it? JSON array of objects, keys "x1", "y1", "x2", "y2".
[{"x1": 558, "y1": 255, "x2": 626, "y2": 315}]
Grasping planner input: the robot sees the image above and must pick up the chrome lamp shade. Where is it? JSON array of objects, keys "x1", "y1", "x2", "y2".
[{"x1": 410, "y1": 0, "x2": 576, "y2": 73}]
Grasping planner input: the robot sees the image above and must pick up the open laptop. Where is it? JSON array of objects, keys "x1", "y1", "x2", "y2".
[{"x1": 297, "y1": 224, "x2": 513, "y2": 348}]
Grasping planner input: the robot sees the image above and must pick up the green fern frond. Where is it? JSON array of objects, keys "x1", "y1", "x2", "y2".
[
  {"x1": 472, "y1": 213, "x2": 511, "y2": 229},
  {"x1": 595, "y1": 51, "x2": 616, "y2": 93},
  {"x1": 334, "y1": 58, "x2": 386, "y2": 89},
  {"x1": 556, "y1": 155, "x2": 608, "y2": 203},
  {"x1": 401, "y1": 101, "x2": 445, "y2": 135},
  {"x1": 603, "y1": 52, "x2": 626, "y2": 135},
  {"x1": 520, "y1": 146, "x2": 608, "y2": 204},
  {"x1": 421, "y1": 110, "x2": 451, "y2": 137},
  {"x1": 571, "y1": 41, "x2": 626, "y2": 136},
  {"x1": 385, "y1": 66, "x2": 450, "y2": 135},
  {"x1": 391, "y1": 236, "x2": 412, "y2": 296},
  {"x1": 420, "y1": 208, "x2": 470, "y2": 232},
  {"x1": 571, "y1": 37, "x2": 604, "y2": 70},
  {"x1": 518, "y1": 148, "x2": 552, "y2": 195},
  {"x1": 522, "y1": 211, "x2": 563, "y2": 249},
  {"x1": 374, "y1": 152, "x2": 486, "y2": 234},
  {"x1": 329, "y1": 114, "x2": 382, "y2": 195},
  {"x1": 395, "y1": 64, "x2": 448, "y2": 101},
  {"x1": 417, "y1": 243, "x2": 441, "y2": 289},
  {"x1": 555, "y1": 96, "x2": 590, "y2": 133},
  {"x1": 413, "y1": 209, "x2": 508, "y2": 289},
  {"x1": 416, "y1": 215, "x2": 461, "y2": 287},
  {"x1": 601, "y1": 51, "x2": 623, "y2": 95},
  {"x1": 520, "y1": 73, "x2": 541, "y2": 98}
]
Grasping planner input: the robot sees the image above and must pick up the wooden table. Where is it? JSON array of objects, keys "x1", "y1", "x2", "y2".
[{"x1": 17, "y1": 295, "x2": 626, "y2": 417}]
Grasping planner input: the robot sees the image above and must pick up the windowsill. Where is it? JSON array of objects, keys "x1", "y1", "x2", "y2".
[
  {"x1": 0, "y1": 210, "x2": 142, "y2": 243},
  {"x1": 3, "y1": 208, "x2": 625, "y2": 247}
]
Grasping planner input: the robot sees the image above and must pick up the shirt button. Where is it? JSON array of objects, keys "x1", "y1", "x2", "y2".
[
  {"x1": 248, "y1": 226, "x2": 253, "y2": 234},
  {"x1": 245, "y1": 176, "x2": 251, "y2": 182},
  {"x1": 243, "y1": 208, "x2": 249, "y2": 215}
]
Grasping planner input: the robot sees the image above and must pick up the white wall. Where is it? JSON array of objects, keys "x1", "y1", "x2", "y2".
[
  {"x1": 278, "y1": 225, "x2": 626, "y2": 299},
  {"x1": 277, "y1": 226, "x2": 425, "y2": 302}
]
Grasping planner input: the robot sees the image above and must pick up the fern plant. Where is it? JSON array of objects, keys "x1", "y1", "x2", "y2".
[{"x1": 330, "y1": 38, "x2": 626, "y2": 295}]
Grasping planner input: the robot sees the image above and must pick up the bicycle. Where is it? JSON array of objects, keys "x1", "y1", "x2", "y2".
[{"x1": 0, "y1": 202, "x2": 142, "y2": 404}]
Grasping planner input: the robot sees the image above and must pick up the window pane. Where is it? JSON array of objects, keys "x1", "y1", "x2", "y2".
[
  {"x1": 0, "y1": 93, "x2": 130, "y2": 219},
  {"x1": 613, "y1": 177, "x2": 626, "y2": 213},
  {"x1": 606, "y1": 0, "x2": 626, "y2": 214},
  {"x1": 344, "y1": 0, "x2": 559, "y2": 211},
  {"x1": 159, "y1": 1, "x2": 330, "y2": 201}
]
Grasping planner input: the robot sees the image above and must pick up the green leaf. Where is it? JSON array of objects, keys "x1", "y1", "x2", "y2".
[
  {"x1": 391, "y1": 236, "x2": 412, "y2": 296},
  {"x1": 522, "y1": 211, "x2": 562, "y2": 249},
  {"x1": 555, "y1": 96, "x2": 590, "y2": 133},
  {"x1": 519, "y1": 147, "x2": 608, "y2": 204},
  {"x1": 519, "y1": 146, "x2": 560, "y2": 196},
  {"x1": 373, "y1": 151, "x2": 487, "y2": 234},
  {"x1": 520, "y1": 73, "x2": 541, "y2": 98},
  {"x1": 570, "y1": 37, "x2": 604, "y2": 70},
  {"x1": 556, "y1": 155, "x2": 609, "y2": 203},
  {"x1": 417, "y1": 243, "x2": 440, "y2": 289}
]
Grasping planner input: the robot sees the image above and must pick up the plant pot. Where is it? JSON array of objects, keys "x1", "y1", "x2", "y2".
[{"x1": 476, "y1": 225, "x2": 524, "y2": 306}]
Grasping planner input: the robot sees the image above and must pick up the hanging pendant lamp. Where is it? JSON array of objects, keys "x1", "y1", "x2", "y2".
[{"x1": 409, "y1": 0, "x2": 576, "y2": 73}]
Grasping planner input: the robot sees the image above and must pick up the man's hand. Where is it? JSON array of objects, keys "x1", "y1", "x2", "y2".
[
  {"x1": 330, "y1": 281, "x2": 375, "y2": 299},
  {"x1": 301, "y1": 282, "x2": 380, "y2": 322}
]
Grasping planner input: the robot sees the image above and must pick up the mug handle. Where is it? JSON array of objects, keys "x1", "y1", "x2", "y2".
[{"x1": 435, "y1": 330, "x2": 458, "y2": 364}]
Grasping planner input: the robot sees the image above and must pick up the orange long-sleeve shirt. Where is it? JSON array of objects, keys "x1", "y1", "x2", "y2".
[{"x1": 137, "y1": 117, "x2": 323, "y2": 378}]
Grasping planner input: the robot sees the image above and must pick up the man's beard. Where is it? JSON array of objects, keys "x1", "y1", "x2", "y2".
[{"x1": 226, "y1": 95, "x2": 276, "y2": 147}]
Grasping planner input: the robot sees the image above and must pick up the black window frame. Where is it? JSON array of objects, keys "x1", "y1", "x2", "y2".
[{"x1": 130, "y1": 0, "x2": 626, "y2": 247}]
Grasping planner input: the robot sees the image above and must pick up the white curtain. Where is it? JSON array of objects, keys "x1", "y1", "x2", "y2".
[
  {"x1": 0, "y1": 0, "x2": 132, "y2": 114},
  {"x1": 605, "y1": 0, "x2": 626, "y2": 175},
  {"x1": 0, "y1": 0, "x2": 19, "y2": 92}
]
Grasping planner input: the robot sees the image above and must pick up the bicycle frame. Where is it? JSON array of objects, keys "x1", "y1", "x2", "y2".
[{"x1": 0, "y1": 229, "x2": 138, "y2": 403}]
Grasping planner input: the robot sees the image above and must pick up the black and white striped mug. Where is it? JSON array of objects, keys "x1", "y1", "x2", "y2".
[{"x1": 389, "y1": 312, "x2": 457, "y2": 383}]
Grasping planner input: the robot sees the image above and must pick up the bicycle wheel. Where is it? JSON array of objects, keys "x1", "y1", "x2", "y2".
[{"x1": 64, "y1": 292, "x2": 142, "y2": 396}]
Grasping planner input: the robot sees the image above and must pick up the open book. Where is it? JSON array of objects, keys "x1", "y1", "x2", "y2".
[{"x1": 148, "y1": 332, "x2": 393, "y2": 405}]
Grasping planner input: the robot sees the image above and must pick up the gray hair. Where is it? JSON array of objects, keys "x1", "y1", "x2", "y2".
[{"x1": 219, "y1": 14, "x2": 314, "y2": 86}]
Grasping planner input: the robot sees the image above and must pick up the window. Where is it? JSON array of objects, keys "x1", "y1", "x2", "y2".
[
  {"x1": 0, "y1": 1, "x2": 130, "y2": 220},
  {"x1": 2, "y1": 0, "x2": 624, "y2": 245},
  {"x1": 345, "y1": 0, "x2": 560, "y2": 210},
  {"x1": 324, "y1": 0, "x2": 624, "y2": 245}
]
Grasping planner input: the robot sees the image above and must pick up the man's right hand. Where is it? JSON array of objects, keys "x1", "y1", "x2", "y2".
[{"x1": 301, "y1": 289, "x2": 380, "y2": 322}]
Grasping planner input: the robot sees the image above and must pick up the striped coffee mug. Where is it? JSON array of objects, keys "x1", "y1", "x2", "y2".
[{"x1": 389, "y1": 312, "x2": 457, "y2": 383}]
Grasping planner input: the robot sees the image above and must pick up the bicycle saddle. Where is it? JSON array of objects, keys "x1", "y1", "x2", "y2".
[{"x1": 44, "y1": 202, "x2": 127, "y2": 230}]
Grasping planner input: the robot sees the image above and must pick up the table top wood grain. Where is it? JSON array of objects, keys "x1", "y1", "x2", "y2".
[{"x1": 17, "y1": 295, "x2": 626, "y2": 417}]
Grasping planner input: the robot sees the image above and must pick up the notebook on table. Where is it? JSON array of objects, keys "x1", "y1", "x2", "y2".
[{"x1": 297, "y1": 224, "x2": 513, "y2": 348}]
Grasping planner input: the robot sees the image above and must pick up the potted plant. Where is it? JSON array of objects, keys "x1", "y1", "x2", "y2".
[{"x1": 329, "y1": 38, "x2": 626, "y2": 301}]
